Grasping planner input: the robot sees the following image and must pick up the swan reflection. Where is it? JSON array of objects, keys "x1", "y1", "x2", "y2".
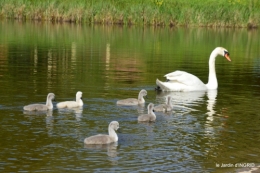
[
  {"x1": 23, "y1": 109, "x2": 53, "y2": 116},
  {"x1": 84, "y1": 142, "x2": 118, "y2": 156},
  {"x1": 156, "y1": 90, "x2": 206, "y2": 114},
  {"x1": 138, "y1": 120, "x2": 155, "y2": 126},
  {"x1": 45, "y1": 111, "x2": 54, "y2": 136},
  {"x1": 74, "y1": 108, "x2": 83, "y2": 121},
  {"x1": 57, "y1": 107, "x2": 83, "y2": 121},
  {"x1": 156, "y1": 89, "x2": 218, "y2": 118},
  {"x1": 23, "y1": 110, "x2": 54, "y2": 136},
  {"x1": 206, "y1": 89, "x2": 218, "y2": 121}
]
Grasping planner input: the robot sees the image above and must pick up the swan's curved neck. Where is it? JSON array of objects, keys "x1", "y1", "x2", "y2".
[
  {"x1": 206, "y1": 50, "x2": 218, "y2": 89},
  {"x1": 76, "y1": 97, "x2": 82, "y2": 103},
  {"x1": 108, "y1": 127, "x2": 118, "y2": 141},
  {"x1": 148, "y1": 106, "x2": 155, "y2": 117},
  {"x1": 151, "y1": 111, "x2": 156, "y2": 117},
  {"x1": 46, "y1": 96, "x2": 53, "y2": 109},
  {"x1": 76, "y1": 94, "x2": 83, "y2": 106},
  {"x1": 167, "y1": 98, "x2": 173, "y2": 108},
  {"x1": 138, "y1": 93, "x2": 145, "y2": 103}
]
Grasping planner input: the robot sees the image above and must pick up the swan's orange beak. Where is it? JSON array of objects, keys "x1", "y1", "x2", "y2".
[{"x1": 225, "y1": 54, "x2": 231, "y2": 61}]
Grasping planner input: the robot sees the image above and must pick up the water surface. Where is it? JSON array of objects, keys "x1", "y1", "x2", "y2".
[{"x1": 0, "y1": 21, "x2": 260, "y2": 172}]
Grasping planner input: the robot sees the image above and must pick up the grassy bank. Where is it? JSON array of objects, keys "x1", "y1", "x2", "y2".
[{"x1": 0, "y1": 0, "x2": 260, "y2": 28}]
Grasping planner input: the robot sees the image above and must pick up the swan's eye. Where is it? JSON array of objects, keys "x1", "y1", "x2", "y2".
[{"x1": 224, "y1": 50, "x2": 229, "y2": 56}]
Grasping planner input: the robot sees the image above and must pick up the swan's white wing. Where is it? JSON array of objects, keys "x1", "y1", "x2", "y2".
[
  {"x1": 157, "y1": 70, "x2": 207, "y2": 91},
  {"x1": 165, "y1": 71, "x2": 201, "y2": 85},
  {"x1": 164, "y1": 70, "x2": 183, "y2": 79}
]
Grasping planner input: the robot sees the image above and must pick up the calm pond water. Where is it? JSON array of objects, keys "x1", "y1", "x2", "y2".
[{"x1": 0, "y1": 20, "x2": 260, "y2": 172}]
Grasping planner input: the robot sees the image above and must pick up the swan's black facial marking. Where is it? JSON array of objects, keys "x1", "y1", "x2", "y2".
[
  {"x1": 224, "y1": 50, "x2": 229, "y2": 56},
  {"x1": 223, "y1": 50, "x2": 231, "y2": 61}
]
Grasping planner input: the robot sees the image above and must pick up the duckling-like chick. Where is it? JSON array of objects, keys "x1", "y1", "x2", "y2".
[
  {"x1": 138, "y1": 103, "x2": 156, "y2": 122},
  {"x1": 154, "y1": 96, "x2": 173, "y2": 112},
  {"x1": 23, "y1": 93, "x2": 55, "y2": 111},
  {"x1": 117, "y1": 89, "x2": 147, "y2": 106},
  {"x1": 57, "y1": 91, "x2": 83, "y2": 109},
  {"x1": 84, "y1": 121, "x2": 119, "y2": 145}
]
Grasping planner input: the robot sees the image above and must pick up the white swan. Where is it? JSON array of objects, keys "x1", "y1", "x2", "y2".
[
  {"x1": 154, "y1": 96, "x2": 173, "y2": 112},
  {"x1": 138, "y1": 103, "x2": 156, "y2": 122},
  {"x1": 56, "y1": 91, "x2": 83, "y2": 109},
  {"x1": 23, "y1": 93, "x2": 55, "y2": 111},
  {"x1": 84, "y1": 121, "x2": 119, "y2": 145},
  {"x1": 116, "y1": 89, "x2": 147, "y2": 105},
  {"x1": 156, "y1": 47, "x2": 231, "y2": 91}
]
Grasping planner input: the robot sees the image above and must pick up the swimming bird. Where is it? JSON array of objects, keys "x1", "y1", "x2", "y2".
[
  {"x1": 116, "y1": 89, "x2": 147, "y2": 106},
  {"x1": 56, "y1": 91, "x2": 83, "y2": 109},
  {"x1": 156, "y1": 47, "x2": 231, "y2": 91},
  {"x1": 154, "y1": 96, "x2": 173, "y2": 112},
  {"x1": 84, "y1": 121, "x2": 119, "y2": 145},
  {"x1": 23, "y1": 93, "x2": 55, "y2": 111},
  {"x1": 138, "y1": 103, "x2": 156, "y2": 122}
]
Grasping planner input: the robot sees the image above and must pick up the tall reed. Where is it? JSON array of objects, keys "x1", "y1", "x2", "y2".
[{"x1": 0, "y1": 0, "x2": 259, "y2": 27}]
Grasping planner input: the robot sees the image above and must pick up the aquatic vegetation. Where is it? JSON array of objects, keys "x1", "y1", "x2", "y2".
[{"x1": 0, "y1": 0, "x2": 259, "y2": 27}]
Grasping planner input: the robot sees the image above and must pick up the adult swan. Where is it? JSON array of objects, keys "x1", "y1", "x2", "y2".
[{"x1": 156, "y1": 47, "x2": 231, "y2": 92}]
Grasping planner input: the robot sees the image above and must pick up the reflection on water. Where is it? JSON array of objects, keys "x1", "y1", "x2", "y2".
[
  {"x1": 23, "y1": 110, "x2": 55, "y2": 137},
  {"x1": 23, "y1": 110, "x2": 53, "y2": 116},
  {"x1": 156, "y1": 90, "x2": 219, "y2": 124},
  {"x1": 46, "y1": 112, "x2": 54, "y2": 137},
  {"x1": 74, "y1": 108, "x2": 83, "y2": 121},
  {"x1": 84, "y1": 142, "x2": 119, "y2": 166},
  {"x1": 1, "y1": 21, "x2": 260, "y2": 172},
  {"x1": 57, "y1": 107, "x2": 83, "y2": 121},
  {"x1": 106, "y1": 43, "x2": 110, "y2": 71},
  {"x1": 156, "y1": 90, "x2": 206, "y2": 114},
  {"x1": 138, "y1": 120, "x2": 156, "y2": 126},
  {"x1": 84, "y1": 142, "x2": 118, "y2": 157},
  {"x1": 206, "y1": 90, "x2": 218, "y2": 119}
]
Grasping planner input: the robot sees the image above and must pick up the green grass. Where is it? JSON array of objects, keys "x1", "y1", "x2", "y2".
[{"x1": 0, "y1": 0, "x2": 260, "y2": 28}]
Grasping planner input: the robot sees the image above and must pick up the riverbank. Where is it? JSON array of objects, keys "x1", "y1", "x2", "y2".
[{"x1": 0, "y1": 0, "x2": 259, "y2": 28}]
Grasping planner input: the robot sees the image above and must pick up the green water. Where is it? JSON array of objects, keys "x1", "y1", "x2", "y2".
[{"x1": 0, "y1": 20, "x2": 260, "y2": 172}]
